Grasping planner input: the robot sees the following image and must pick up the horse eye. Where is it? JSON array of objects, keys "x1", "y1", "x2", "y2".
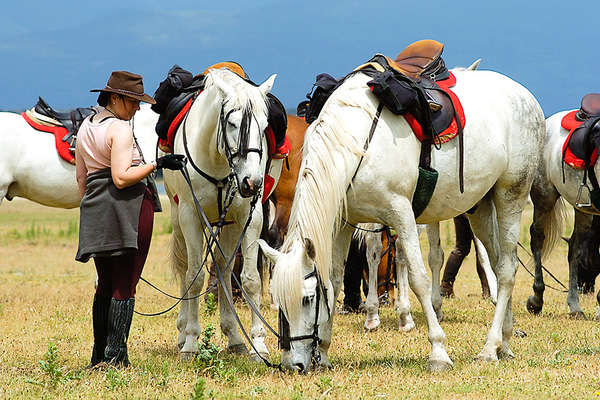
[
  {"x1": 227, "y1": 121, "x2": 236, "y2": 128},
  {"x1": 302, "y1": 296, "x2": 313, "y2": 306}
]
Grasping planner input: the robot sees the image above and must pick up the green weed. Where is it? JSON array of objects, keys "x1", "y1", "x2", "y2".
[
  {"x1": 58, "y1": 219, "x2": 78, "y2": 238},
  {"x1": 204, "y1": 293, "x2": 217, "y2": 316},
  {"x1": 106, "y1": 367, "x2": 130, "y2": 389},
  {"x1": 25, "y1": 341, "x2": 80, "y2": 390}
]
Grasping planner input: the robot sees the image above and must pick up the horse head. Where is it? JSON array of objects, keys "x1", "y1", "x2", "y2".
[
  {"x1": 204, "y1": 69, "x2": 277, "y2": 198},
  {"x1": 258, "y1": 237, "x2": 334, "y2": 372}
]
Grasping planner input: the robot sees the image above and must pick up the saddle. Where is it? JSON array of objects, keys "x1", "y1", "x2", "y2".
[
  {"x1": 561, "y1": 94, "x2": 600, "y2": 210},
  {"x1": 34, "y1": 97, "x2": 96, "y2": 145},
  {"x1": 562, "y1": 94, "x2": 600, "y2": 170},
  {"x1": 22, "y1": 98, "x2": 97, "y2": 164}
]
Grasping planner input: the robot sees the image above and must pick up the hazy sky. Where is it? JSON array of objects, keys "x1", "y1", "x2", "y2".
[{"x1": 1, "y1": 0, "x2": 598, "y2": 117}]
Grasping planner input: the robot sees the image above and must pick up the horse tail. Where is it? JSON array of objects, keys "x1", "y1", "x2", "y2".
[
  {"x1": 540, "y1": 197, "x2": 567, "y2": 262},
  {"x1": 169, "y1": 227, "x2": 188, "y2": 281}
]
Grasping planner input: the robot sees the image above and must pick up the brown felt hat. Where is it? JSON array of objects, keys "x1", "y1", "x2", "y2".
[{"x1": 90, "y1": 70, "x2": 156, "y2": 104}]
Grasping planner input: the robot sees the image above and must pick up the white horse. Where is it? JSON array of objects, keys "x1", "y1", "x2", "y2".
[
  {"x1": 0, "y1": 104, "x2": 159, "y2": 208},
  {"x1": 259, "y1": 66, "x2": 545, "y2": 372},
  {"x1": 357, "y1": 222, "x2": 497, "y2": 332},
  {"x1": 162, "y1": 68, "x2": 281, "y2": 360},
  {"x1": 527, "y1": 110, "x2": 600, "y2": 319}
]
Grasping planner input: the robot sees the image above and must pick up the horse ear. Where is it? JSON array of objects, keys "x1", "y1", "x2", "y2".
[
  {"x1": 258, "y1": 74, "x2": 277, "y2": 95},
  {"x1": 467, "y1": 58, "x2": 482, "y2": 70},
  {"x1": 211, "y1": 71, "x2": 236, "y2": 101},
  {"x1": 258, "y1": 239, "x2": 283, "y2": 263},
  {"x1": 303, "y1": 238, "x2": 316, "y2": 261}
]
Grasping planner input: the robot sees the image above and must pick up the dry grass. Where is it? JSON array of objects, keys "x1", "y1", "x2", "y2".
[{"x1": 1, "y1": 198, "x2": 600, "y2": 399}]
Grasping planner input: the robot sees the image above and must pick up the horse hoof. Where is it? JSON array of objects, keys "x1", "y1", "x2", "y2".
[
  {"x1": 179, "y1": 351, "x2": 196, "y2": 361},
  {"x1": 526, "y1": 296, "x2": 542, "y2": 315},
  {"x1": 318, "y1": 359, "x2": 333, "y2": 370},
  {"x1": 475, "y1": 351, "x2": 498, "y2": 363},
  {"x1": 228, "y1": 343, "x2": 248, "y2": 355},
  {"x1": 435, "y1": 309, "x2": 444, "y2": 322},
  {"x1": 364, "y1": 318, "x2": 380, "y2": 331},
  {"x1": 569, "y1": 311, "x2": 586, "y2": 320},
  {"x1": 398, "y1": 318, "x2": 416, "y2": 332},
  {"x1": 498, "y1": 346, "x2": 515, "y2": 360},
  {"x1": 427, "y1": 359, "x2": 452, "y2": 372}
]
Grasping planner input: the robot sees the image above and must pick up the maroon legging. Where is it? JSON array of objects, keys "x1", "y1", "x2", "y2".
[{"x1": 94, "y1": 189, "x2": 154, "y2": 300}]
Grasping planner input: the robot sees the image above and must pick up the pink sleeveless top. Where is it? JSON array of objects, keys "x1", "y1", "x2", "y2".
[{"x1": 77, "y1": 113, "x2": 142, "y2": 175}]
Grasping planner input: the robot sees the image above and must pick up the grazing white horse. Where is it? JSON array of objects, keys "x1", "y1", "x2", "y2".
[
  {"x1": 528, "y1": 110, "x2": 600, "y2": 319},
  {"x1": 259, "y1": 67, "x2": 545, "y2": 372},
  {"x1": 162, "y1": 68, "x2": 280, "y2": 360},
  {"x1": 356, "y1": 222, "x2": 497, "y2": 332},
  {"x1": 0, "y1": 104, "x2": 159, "y2": 208}
]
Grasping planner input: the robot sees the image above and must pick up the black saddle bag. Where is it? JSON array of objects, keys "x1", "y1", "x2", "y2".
[
  {"x1": 300, "y1": 73, "x2": 342, "y2": 124},
  {"x1": 267, "y1": 93, "x2": 287, "y2": 147},
  {"x1": 367, "y1": 71, "x2": 418, "y2": 115},
  {"x1": 151, "y1": 65, "x2": 194, "y2": 115}
]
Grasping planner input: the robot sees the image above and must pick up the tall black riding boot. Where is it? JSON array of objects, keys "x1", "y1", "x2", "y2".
[
  {"x1": 88, "y1": 294, "x2": 111, "y2": 368},
  {"x1": 105, "y1": 298, "x2": 135, "y2": 367}
]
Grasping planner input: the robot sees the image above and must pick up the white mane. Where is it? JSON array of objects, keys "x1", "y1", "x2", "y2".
[{"x1": 271, "y1": 74, "x2": 378, "y2": 318}]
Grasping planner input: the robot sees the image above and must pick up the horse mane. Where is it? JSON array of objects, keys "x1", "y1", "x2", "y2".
[{"x1": 271, "y1": 74, "x2": 378, "y2": 319}]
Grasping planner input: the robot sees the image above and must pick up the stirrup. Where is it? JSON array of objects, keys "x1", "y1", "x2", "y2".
[{"x1": 575, "y1": 183, "x2": 592, "y2": 208}]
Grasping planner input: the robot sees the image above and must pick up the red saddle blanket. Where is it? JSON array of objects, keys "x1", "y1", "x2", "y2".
[
  {"x1": 21, "y1": 112, "x2": 75, "y2": 164},
  {"x1": 158, "y1": 92, "x2": 290, "y2": 204},
  {"x1": 561, "y1": 110, "x2": 598, "y2": 169},
  {"x1": 403, "y1": 72, "x2": 466, "y2": 144}
]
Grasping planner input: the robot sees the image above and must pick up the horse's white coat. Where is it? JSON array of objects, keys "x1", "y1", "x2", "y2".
[
  {"x1": 163, "y1": 68, "x2": 281, "y2": 359},
  {"x1": 0, "y1": 104, "x2": 158, "y2": 208},
  {"x1": 260, "y1": 68, "x2": 545, "y2": 371}
]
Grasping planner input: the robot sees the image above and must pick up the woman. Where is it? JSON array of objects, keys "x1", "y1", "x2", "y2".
[{"x1": 75, "y1": 70, "x2": 185, "y2": 368}]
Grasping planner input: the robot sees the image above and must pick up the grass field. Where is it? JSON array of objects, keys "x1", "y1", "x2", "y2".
[{"x1": 1, "y1": 197, "x2": 600, "y2": 399}]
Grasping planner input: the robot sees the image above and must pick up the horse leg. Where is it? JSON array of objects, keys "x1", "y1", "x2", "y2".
[
  {"x1": 239, "y1": 208, "x2": 270, "y2": 360},
  {"x1": 466, "y1": 196, "x2": 501, "y2": 360},
  {"x1": 214, "y1": 227, "x2": 247, "y2": 355},
  {"x1": 175, "y1": 203, "x2": 206, "y2": 359},
  {"x1": 527, "y1": 180, "x2": 561, "y2": 315},
  {"x1": 364, "y1": 228, "x2": 383, "y2": 331},
  {"x1": 426, "y1": 223, "x2": 444, "y2": 321},
  {"x1": 567, "y1": 210, "x2": 591, "y2": 318},
  {"x1": 478, "y1": 179, "x2": 532, "y2": 361},
  {"x1": 394, "y1": 243, "x2": 415, "y2": 332},
  {"x1": 390, "y1": 198, "x2": 451, "y2": 371},
  {"x1": 171, "y1": 223, "x2": 189, "y2": 351},
  {"x1": 318, "y1": 225, "x2": 354, "y2": 369}
]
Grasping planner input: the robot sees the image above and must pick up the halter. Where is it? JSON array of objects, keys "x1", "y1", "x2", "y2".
[{"x1": 278, "y1": 265, "x2": 331, "y2": 369}]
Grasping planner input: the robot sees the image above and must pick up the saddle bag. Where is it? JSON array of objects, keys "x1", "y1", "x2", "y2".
[
  {"x1": 266, "y1": 93, "x2": 287, "y2": 147},
  {"x1": 151, "y1": 64, "x2": 194, "y2": 115},
  {"x1": 300, "y1": 73, "x2": 342, "y2": 124},
  {"x1": 367, "y1": 71, "x2": 418, "y2": 115}
]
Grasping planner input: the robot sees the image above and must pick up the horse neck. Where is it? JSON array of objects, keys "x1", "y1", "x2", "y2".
[{"x1": 183, "y1": 89, "x2": 230, "y2": 175}]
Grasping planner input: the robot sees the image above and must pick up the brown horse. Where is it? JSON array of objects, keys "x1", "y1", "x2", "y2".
[{"x1": 263, "y1": 115, "x2": 308, "y2": 249}]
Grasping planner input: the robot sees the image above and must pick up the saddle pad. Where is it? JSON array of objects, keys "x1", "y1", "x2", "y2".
[
  {"x1": 561, "y1": 110, "x2": 598, "y2": 169},
  {"x1": 403, "y1": 72, "x2": 465, "y2": 143},
  {"x1": 21, "y1": 112, "x2": 75, "y2": 164}
]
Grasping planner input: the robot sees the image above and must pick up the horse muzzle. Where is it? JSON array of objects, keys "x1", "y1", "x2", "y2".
[{"x1": 239, "y1": 175, "x2": 263, "y2": 198}]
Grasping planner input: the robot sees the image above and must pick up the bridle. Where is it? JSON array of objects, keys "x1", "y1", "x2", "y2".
[
  {"x1": 182, "y1": 91, "x2": 265, "y2": 219},
  {"x1": 278, "y1": 264, "x2": 331, "y2": 369}
]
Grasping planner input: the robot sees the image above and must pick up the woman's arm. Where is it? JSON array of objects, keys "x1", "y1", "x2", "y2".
[
  {"x1": 75, "y1": 140, "x2": 88, "y2": 199},
  {"x1": 109, "y1": 122, "x2": 155, "y2": 189}
]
